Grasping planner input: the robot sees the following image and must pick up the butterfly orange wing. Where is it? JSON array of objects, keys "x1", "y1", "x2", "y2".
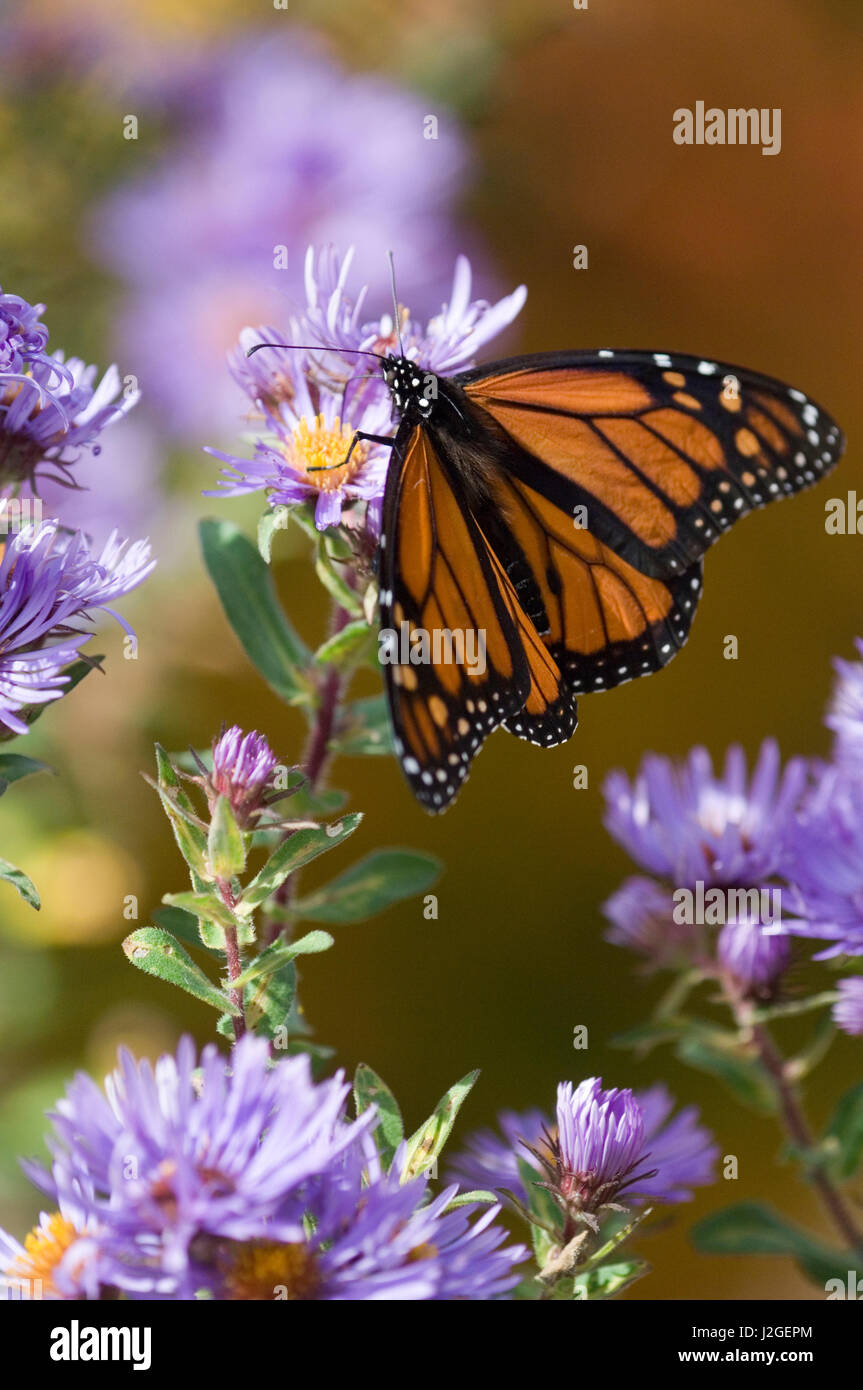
[
  {"x1": 378, "y1": 426, "x2": 573, "y2": 810},
  {"x1": 459, "y1": 350, "x2": 843, "y2": 579}
]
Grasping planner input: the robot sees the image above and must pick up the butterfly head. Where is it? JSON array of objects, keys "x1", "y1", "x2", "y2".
[{"x1": 382, "y1": 354, "x2": 436, "y2": 420}]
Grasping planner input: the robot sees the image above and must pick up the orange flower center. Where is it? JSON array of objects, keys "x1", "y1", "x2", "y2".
[
  {"x1": 219, "y1": 1239, "x2": 322, "y2": 1301},
  {"x1": 3, "y1": 1212, "x2": 82, "y2": 1297},
  {"x1": 286, "y1": 415, "x2": 369, "y2": 492}
]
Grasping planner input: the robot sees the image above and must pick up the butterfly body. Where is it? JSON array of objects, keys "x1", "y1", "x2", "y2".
[{"x1": 374, "y1": 347, "x2": 844, "y2": 811}]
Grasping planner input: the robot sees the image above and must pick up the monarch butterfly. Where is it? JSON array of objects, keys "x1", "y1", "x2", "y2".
[{"x1": 253, "y1": 304, "x2": 845, "y2": 813}]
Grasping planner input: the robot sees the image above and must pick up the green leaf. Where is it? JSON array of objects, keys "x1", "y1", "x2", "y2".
[
  {"x1": 313, "y1": 619, "x2": 375, "y2": 669},
  {"x1": 401, "y1": 1070, "x2": 479, "y2": 1181},
  {"x1": 238, "y1": 813, "x2": 362, "y2": 914},
  {"x1": 244, "y1": 961, "x2": 296, "y2": 1040},
  {"x1": 228, "y1": 930, "x2": 334, "y2": 990},
  {"x1": 354, "y1": 1064, "x2": 404, "y2": 1170},
  {"x1": 122, "y1": 927, "x2": 238, "y2": 1014},
  {"x1": 151, "y1": 905, "x2": 222, "y2": 958},
  {"x1": 443, "y1": 1189, "x2": 499, "y2": 1210},
  {"x1": 285, "y1": 785, "x2": 348, "y2": 819},
  {"x1": 207, "y1": 795, "x2": 246, "y2": 879},
  {"x1": 151, "y1": 744, "x2": 209, "y2": 878},
  {"x1": 691, "y1": 1202, "x2": 851, "y2": 1284},
  {"x1": 573, "y1": 1259, "x2": 649, "y2": 1301},
  {"x1": 0, "y1": 856, "x2": 40, "y2": 910},
  {"x1": 313, "y1": 537, "x2": 363, "y2": 617},
  {"x1": 200, "y1": 518, "x2": 311, "y2": 705},
  {"x1": 330, "y1": 694, "x2": 394, "y2": 758},
  {"x1": 516, "y1": 1157, "x2": 561, "y2": 1235},
  {"x1": 294, "y1": 848, "x2": 441, "y2": 925},
  {"x1": 162, "y1": 889, "x2": 240, "y2": 932},
  {"x1": 257, "y1": 506, "x2": 290, "y2": 563},
  {"x1": 0, "y1": 754, "x2": 53, "y2": 796},
  {"x1": 515, "y1": 1156, "x2": 560, "y2": 1268},
  {"x1": 676, "y1": 1034, "x2": 776, "y2": 1113},
  {"x1": 825, "y1": 1080, "x2": 863, "y2": 1179}
]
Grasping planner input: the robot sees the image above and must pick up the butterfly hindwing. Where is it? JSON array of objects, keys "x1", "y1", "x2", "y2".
[
  {"x1": 481, "y1": 469, "x2": 705, "y2": 700},
  {"x1": 458, "y1": 349, "x2": 844, "y2": 580}
]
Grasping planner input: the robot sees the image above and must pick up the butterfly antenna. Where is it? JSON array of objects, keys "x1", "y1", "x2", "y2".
[
  {"x1": 387, "y1": 251, "x2": 405, "y2": 356},
  {"x1": 246, "y1": 341, "x2": 384, "y2": 362}
]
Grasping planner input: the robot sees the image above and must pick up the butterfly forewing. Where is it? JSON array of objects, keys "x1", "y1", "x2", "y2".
[
  {"x1": 458, "y1": 350, "x2": 844, "y2": 580},
  {"x1": 379, "y1": 425, "x2": 535, "y2": 810}
]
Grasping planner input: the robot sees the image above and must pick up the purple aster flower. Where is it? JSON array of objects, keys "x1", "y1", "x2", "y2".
[
  {"x1": 784, "y1": 768, "x2": 863, "y2": 957},
  {"x1": 603, "y1": 741, "x2": 807, "y2": 888},
  {"x1": 0, "y1": 288, "x2": 138, "y2": 490},
  {"x1": 210, "y1": 245, "x2": 527, "y2": 535},
  {"x1": 450, "y1": 1081, "x2": 716, "y2": 1212},
  {"x1": 299, "y1": 244, "x2": 527, "y2": 379},
  {"x1": 549, "y1": 1079, "x2": 648, "y2": 1216},
  {"x1": 26, "y1": 1037, "x2": 372, "y2": 1298},
  {"x1": 210, "y1": 1156, "x2": 526, "y2": 1301},
  {"x1": 0, "y1": 288, "x2": 54, "y2": 376},
  {"x1": 825, "y1": 638, "x2": 863, "y2": 779},
  {"x1": 717, "y1": 917, "x2": 792, "y2": 1001},
  {"x1": 20, "y1": 416, "x2": 163, "y2": 548},
  {"x1": 633, "y1": 1084, "x2": 719, "y2": 1205},
  {"x1": 206, "y1": 725, "x2": 279, "y2": 826},
  {"x1": 0, "y1": 519, "x2": 154, "y2": 735},
  {"x1": 206, "y1": 370, "x2": 392, "y2": 533},
  {"x1": 447, "y1": 1108, "x2": 548, "y2": 1197},
  {"x1": 93, "y1": 35, "x2": 470, "y2": 439},
  {"x1": 602, "y1": 874, "x2": 695, "y2": 969},
  {"x1": 833, "y1": 977, "x2": 863, "y2": 1037}
]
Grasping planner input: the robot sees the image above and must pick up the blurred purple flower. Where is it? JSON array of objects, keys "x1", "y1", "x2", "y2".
[
  {"x1": 20, "y1": 416, "x2": 162, "y2": 547},
  {"x1": 784, "y1": 768, "x2": 863, "y2": 957},
  {"x1": 213, "y1": 1162, "x2": 526, "y2": 1301},
  {"x1": 94, "y1": 36, "x2": 471, "y2": 439},
  {"x1": 825, "y1": 638, "x2": 863, "y2": 779},
  {"x1": 634, "y1": 1084, "x2": 719, "y2": 1205},
  {"x1": 717, "y1": 917, "x2": 791, "y2": 1001},
  {"x1": 833, "y1": 977, "x2": 863, "y2": 1037},
  {"x1": 447, "y1": 1107, "x2": 547, "y2": 1197},
  {"x1": 449, "y1": 1081, "x2": 716, "y2": 1210},
  {"x1": 602, "y1": 874, "x2": 695, "y2": 969},
  {"x1": 0, "y1": 519, "x2": 154, "y2": 735},
  {"x1": 603, "y1": 741, "x2": 807, "y2": 889}
]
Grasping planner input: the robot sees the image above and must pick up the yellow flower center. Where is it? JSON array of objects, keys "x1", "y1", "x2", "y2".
[
  {"x1": 4, "y1": 1212, "x2": 81, "y2": 1297},
  {"x1": 406, "y1": 1241, "x2": 438, "y2": 1263},
  {"x1": 219, "y1": 1239, "x2": 322, "y2": 1301},
  {"x1": 287, "y1": 415, "x2": 369, "y2": 492}
]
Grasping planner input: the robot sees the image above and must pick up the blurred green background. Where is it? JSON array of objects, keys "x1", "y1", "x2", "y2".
[{"x1": 0, "y1": 0, "x2": 861, "y2": 1299}]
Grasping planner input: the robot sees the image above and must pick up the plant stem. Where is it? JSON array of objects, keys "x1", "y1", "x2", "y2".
[
  {"x1": 263, "y1": 602, "x2": 350, "y2": 945},
  {"x1": 223, "y1": 925, "x2": 246, "y2": 1040},
  {"x1": 217, "y1": 877, "x2": 245, "y2": 1039},
  {"x1": 732, "y1": 992, "x2": 863, "y2": 1252}
]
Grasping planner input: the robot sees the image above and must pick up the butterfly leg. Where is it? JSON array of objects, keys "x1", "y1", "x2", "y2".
[{"x1": 307, "y1": 431, "x2": 396, "y2": 472}]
